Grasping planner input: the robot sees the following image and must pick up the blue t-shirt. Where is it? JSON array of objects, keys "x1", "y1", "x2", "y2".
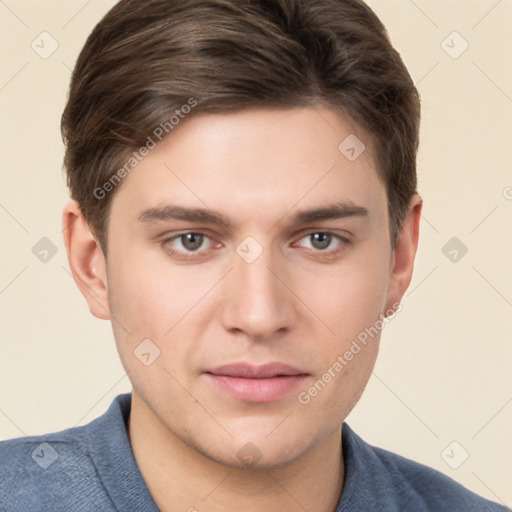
[{"x1": 0, "y1": 393, "x2": 507, "y2": 511}]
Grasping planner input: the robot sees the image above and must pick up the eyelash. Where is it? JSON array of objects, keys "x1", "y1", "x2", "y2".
[{"x1": 161, "y1": 230, "x2": 350, "y2": 260}]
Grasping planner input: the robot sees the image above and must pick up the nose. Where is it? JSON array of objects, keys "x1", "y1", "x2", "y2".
[{"x1": 219, "y1": 244, "x2": 297, "y2": 341}]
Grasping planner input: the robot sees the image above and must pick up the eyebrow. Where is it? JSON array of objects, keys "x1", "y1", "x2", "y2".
[
  {"x1": 136, "y1": 202, "x2": 369, "y2": 227},
  {"x1": 292, "y1": 203, "x2": 369, "y2": 224},
  {"x1": 137, "y1": 205, "x2": 231, "y2": 226}
]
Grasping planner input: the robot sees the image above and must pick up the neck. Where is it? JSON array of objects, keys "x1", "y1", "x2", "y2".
[{"x1": 127, "y1": 392, "x2": 344, "y2": 512}]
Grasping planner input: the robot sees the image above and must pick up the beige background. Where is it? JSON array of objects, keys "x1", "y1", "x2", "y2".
[{"x1": 0, "y1": 0, "x2": 511, "y2": 507}]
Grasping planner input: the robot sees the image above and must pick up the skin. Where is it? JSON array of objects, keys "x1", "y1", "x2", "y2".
[{"x1": 62, "y1": 105, "x2": 422, "y2": 512}]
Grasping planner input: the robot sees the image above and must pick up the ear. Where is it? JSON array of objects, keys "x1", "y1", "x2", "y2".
[
  {"x1": 62, "y1": 199, "x2": 111, "y2": 320},
  {"x1": 385, "y1": 194, "x2": 423, "y2": 312}
]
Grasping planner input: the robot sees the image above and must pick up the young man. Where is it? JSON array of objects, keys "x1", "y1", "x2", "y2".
[{"x1": 0, "y1": 0, "x2": 507, "y2": 511}]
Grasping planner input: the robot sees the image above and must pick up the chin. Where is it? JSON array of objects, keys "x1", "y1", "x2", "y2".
[{"x1": 197, "y1": 426, "x2": 319, "y2": 470}]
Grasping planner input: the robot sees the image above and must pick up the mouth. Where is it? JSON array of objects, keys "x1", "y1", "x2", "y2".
[{"x1": 204, "y1": 363, "x2": 309, "y2": 402}]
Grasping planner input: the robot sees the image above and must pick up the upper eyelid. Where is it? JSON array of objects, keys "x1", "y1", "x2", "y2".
[
  {"x1": 293, "y1": 230, "x2": 350, "y2": 243},
  {"x1": 164, "y1": 230, "x2": 213, "y2": 242},
  {"x1": 293, "y1": 232, "x2": 348, "y2": 248},
  {"x1": 164, "y1": 229, "x2": 348, "y2": 239},
  {"x1": 298, "y1": 229, "x2": 348, "y2": 238}
]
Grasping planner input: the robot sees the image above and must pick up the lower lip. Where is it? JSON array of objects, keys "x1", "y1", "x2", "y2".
[{"x1": 205, "y1": 374, "x2": 308, "y2": 402}]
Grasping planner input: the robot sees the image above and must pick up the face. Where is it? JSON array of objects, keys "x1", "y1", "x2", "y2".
[{"x1": 87, "y1": 106, "x2": 407, "y2": 468}]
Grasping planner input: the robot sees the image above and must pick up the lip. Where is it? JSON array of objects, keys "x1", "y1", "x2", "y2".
[{"x1": 204, "y1": 363, "x2": 309, "y2": 402}]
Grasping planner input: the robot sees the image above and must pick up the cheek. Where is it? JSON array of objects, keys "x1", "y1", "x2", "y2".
[
  {"x1": 297, "y1": 293, "x2": 382, "y2": 426},
  {"x1": 107, "y1": 244, "x2": 210, "y2": 336},
  {"x1": 302, "y1": 249, "x2": 390, "y2": 343},
  {"x1": 106, "y1": 246, "x2": 221, "y2": 384},
  {"x1": 292, "y1": 243, "x2": 389, "y2": 408},
  {"x1": 106, "y1": 258, "x2": 200, "y2": 402}
]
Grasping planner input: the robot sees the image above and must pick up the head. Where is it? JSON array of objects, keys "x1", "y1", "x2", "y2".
[{"x1": 62, "y1": 0, "x2": 422, "y2": 468}]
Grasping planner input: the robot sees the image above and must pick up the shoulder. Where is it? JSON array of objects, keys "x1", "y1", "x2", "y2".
[
  {"x1": 371, "y1": 444, "x2": 507, "y2": 511},
  {"x1": 340, "y1": 423, "x2": 509, "y2": 512},
  {"x1": 0, "y1": 423, "x2": 108, "y2": 510},
  {"x1": 0, "y1": 394, "x2": 134, "y2": 511}
]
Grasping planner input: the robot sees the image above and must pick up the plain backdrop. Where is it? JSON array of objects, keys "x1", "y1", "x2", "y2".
[{"x1": 0, "y1": 0, "x2": 511, "y2": 507}]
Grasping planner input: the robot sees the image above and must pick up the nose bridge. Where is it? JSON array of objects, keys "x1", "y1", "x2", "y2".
[{"x1": 221, "y1": 240, "x2": 295, "y2": 338}]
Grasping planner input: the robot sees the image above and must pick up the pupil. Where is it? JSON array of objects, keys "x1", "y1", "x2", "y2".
[
  {"x1": 311, "y1": 233, "x2": 331, "y2": 250},
  {"x1": 182, "y1": 233, "x2": 203, "y2": 251}
]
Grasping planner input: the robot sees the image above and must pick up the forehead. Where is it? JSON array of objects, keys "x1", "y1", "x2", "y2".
[{"x1": 110, "y1": 106, "x2": 386, "y2": 225}]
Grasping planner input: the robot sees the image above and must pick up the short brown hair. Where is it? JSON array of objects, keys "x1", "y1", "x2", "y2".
[{"x1": 61, "y1": 0, "x2": 420, "y2": 256}]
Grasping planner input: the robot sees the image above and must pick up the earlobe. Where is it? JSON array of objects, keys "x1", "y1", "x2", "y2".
[
  {"x1": 62, "y1": 199, "x2": 111, "y2": 320},
  {"x1": 385, "y1": 194, "x2": 423, "y2": 311}
]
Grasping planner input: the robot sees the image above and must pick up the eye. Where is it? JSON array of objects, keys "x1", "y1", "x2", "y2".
[
  {"x1": 296, "y1": 232, "x2": 346, "y2": 251},
  {"x1": 165, "y1": 232, "x2": 213, "y2": 253}
]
